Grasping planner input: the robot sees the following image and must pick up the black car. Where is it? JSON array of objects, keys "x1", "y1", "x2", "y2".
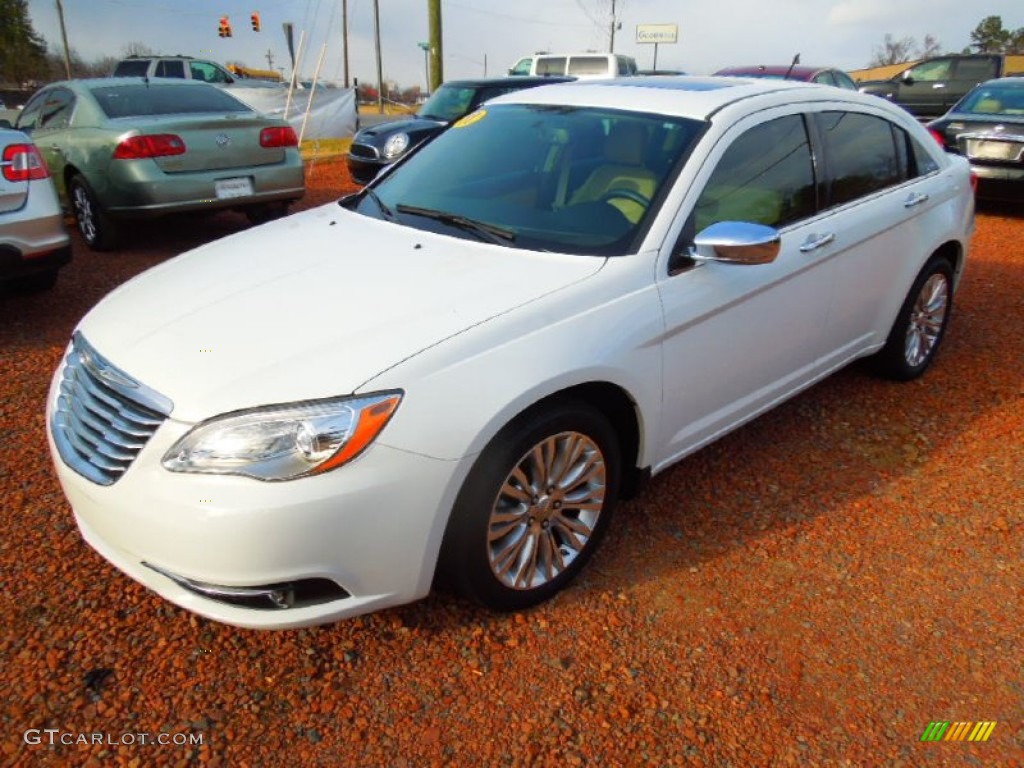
[
  {"x1": 928, "y1": 77, "x2": 1024, "y2": 202},
  {"x1": 347, "y1": 76, "x2": 573, "y2": 185}
]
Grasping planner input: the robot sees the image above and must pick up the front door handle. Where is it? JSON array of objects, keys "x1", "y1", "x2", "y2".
[
  {"x1": 932, "y1": 83, "x2": 946, "y2": 89},
  {"x1": 799, "y1": 233, "x2": 835, "y2": 253},
  {"x1": 904, "y1": 192, "x2": 930, "y2": 208}
]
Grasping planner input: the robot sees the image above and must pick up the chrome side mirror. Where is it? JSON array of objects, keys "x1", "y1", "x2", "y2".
[{"x1": 690, "y1": 221, "x2": 781, "y2": 265}]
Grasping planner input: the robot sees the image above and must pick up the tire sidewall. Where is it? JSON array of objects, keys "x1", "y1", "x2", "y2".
[
  {"x1": 69, "y1": 176, "x2": 112, "y2": 250},
  {"x1": 878, "y1": 256, "x2": 954, "y2": 380},
  {"x1": 438, "y1": 400, "x2": 622, "y2": 612}
]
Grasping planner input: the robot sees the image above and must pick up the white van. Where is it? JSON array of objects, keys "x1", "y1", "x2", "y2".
[{"x1": 508, "y1": 53, "x2": 638, "y2": 79}]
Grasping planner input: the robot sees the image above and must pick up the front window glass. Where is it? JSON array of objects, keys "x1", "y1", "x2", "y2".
[
  {"x1": 354, "y1": 104, "x2": 704, "y2": 256},
  {"x1": 510, "y1": 58, "x2": 532, "y2": 76},
  {"x1": 907, "y1": 59, "x2": 951, "y2": 82},
  {"x1": 819, "y1": 112, "x2": 905, "y2": 206},
  {"x1": 693, "y1": 115, "x2": 816, "y2": 233},
  {"x1": 91, "y1": 84, "x2": 250, "y2": 118},
  {"x1": 190, "y1": 61, "x2": 232, "y2": 83},
  {"x1": 416, "y1": 85, "x2": 476, "y2": 121}
]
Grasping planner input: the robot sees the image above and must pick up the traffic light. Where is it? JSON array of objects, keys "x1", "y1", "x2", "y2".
[
  {"x1": 251, "y1": 12, "x2": 260, "y2": 32},
  {"x1": 218, "y1": 16, "x2": 232, "y2": 38}
]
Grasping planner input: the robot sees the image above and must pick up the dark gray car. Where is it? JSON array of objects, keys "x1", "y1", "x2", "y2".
[{"x1": 347, "y1": 76, "x2": 573, "y2": 185}]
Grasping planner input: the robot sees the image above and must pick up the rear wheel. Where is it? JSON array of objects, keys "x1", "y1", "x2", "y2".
[
  {"x1": 874, "y1": 255, "x2": 953, "y2": 380},
  {"x1": 437, "y1": 400, "x2": 621, "y2": 611},
  {"x1": 69, "y1": 176, "x2": 117, "y2": 251}
]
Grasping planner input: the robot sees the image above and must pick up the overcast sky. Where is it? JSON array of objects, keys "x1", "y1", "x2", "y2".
[{"x1": 26, "y1": 0, "x2": 1022, "y2": 88}]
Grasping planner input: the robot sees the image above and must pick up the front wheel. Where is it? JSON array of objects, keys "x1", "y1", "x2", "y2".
[
  {"x1": 874, "y1": 255, "x2": 954, "y2": 380},
  {"x1": 437, "y1": 401, "x2": 621, "y2": 612}
]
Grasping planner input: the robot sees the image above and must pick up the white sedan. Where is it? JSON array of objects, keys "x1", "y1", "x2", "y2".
[{"x1": 47, "y1": 77, "x2": 974, "y2": 628}]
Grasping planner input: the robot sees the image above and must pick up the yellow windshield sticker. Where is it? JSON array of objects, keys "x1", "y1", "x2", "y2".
[{"x1": 452, "y1": 109, "x2": 487, "y2": 128}]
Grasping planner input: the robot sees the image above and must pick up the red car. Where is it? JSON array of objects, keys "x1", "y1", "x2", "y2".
[{"x1": 715, "y1": 64, "x2": 858, "y2": 90}]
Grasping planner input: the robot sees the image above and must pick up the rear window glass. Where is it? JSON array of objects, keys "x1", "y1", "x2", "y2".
[
  {"x1": 154, "y1": 60, "x2": 186, "y2": 78},
  {"x1": 112, "y1": 60, "x2": 149, "y2": 77},
  {"x1": 568, "y1": 57, "x2": 611, "y2": 76},
  {"x1": 536, "y1": 57, "x2": 567, "y2": 76},
  {"x1": 90, "y1": 84, "x2": 250, "y2": 118}
]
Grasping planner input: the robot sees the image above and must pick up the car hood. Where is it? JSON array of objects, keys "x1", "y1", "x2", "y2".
[
  {"x1": 76, "y1": 203, "x2": 604, "y2": 422},
  {"x1": 354, "y1": 116, "x2": 447, "y2": 144}
]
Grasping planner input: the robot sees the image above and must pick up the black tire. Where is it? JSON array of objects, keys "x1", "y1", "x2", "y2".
[
  {"x1": 245, "y1": 202, "x2": 291, "y2": 225},
  {"x1": 437, "y1": 400, "x2": 621, "y2": 612},
  {"x1": 873, "y1": 255, "x2": 954, "y2": 381},
  {"x1": 69, "y1": 175, "x2": 117, "y2": 251}
]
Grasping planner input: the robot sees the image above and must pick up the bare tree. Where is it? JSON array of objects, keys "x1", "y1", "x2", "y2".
[
  {"x1": 918, "y1": 34, "x2": 942, "y2": 58},
  {"x1": 869, "y1": 34, "x2": 917, "y2": 66},
  {"x1": 122, "y1": 41, "x2": 155, "y2": 57}
]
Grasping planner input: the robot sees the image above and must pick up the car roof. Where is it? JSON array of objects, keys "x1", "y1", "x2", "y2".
[
  {"x1": 441, "y1": 76, "x2": 575, "y2": 88},
  {"x1": 483, "y1": 76, "x2": 880, "y2": 120},
  {"x1": 46, "y1": 77, "x2": 224, "y2": 90},
  {"x1": 714, "y1": 65, "x2": 836, "y2": 80}
]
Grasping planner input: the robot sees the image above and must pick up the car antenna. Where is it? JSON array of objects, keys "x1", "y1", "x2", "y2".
[{"x1": 783, "y1": 53, "x2": 800, "y2": 81}]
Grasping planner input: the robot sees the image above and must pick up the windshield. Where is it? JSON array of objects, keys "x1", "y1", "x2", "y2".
[
  {"x1": 416, "y1": 84, "x2": 478, "y2": 122},
  {"x1": 353, "y1": 104, "x2": 704, "y2": 256}
]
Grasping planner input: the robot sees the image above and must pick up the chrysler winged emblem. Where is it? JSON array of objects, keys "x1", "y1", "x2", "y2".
[{"x1": 215, "y1": 133, "x2": 232, "y2": 148}]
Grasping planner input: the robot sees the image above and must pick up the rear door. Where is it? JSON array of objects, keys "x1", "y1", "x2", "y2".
[{"x1": 810, "y1": 109, "x2": 951, "y2": 361}]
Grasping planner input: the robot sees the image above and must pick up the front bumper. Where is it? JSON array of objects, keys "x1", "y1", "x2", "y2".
[{"x1": 47, "y1": 369, "x2": 460, "y2": 629}]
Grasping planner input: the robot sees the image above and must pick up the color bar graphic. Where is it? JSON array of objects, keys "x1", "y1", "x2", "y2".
[{"x1": 920, "y1": 721, "x2": 996, "y2": 742}]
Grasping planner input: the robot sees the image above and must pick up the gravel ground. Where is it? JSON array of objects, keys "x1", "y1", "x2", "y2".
[{"x1": 1, "y1": 162, "x2": 1021, "y2": 766}]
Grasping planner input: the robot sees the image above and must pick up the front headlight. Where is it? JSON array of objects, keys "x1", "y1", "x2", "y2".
[
  {"x1": 162, "y1": 392, "x2": 402, "y2": 481},
  {"x1": 382, "y1": 132, "x2": 410, "y2": 160}
]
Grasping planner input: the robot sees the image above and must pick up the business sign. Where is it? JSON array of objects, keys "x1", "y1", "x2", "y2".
[{"x1": 636, "y1": 24, "x2": 678, "y2": 45}]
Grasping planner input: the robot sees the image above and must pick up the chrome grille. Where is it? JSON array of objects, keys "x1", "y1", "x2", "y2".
[{"x1": 51, "y1": 333, "x2": 173, "y2": 486}]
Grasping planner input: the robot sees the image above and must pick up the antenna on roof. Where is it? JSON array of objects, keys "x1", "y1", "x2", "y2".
[{"x1": 783, "y1": 53, "x2": 800, "y2": 81}]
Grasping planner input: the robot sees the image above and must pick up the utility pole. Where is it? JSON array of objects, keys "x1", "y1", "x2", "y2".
[
  {"x1": 372, "y1": 0, "x2": 384, "y2": 113},
  {"x1": 428, "y1": 0, "x2": 443, "y2": 91},
  {"x1": 341, "y1": 0, "x2": 350, "y2": 88},
  {"x1": 609, "y1": 0, "x2": 616, "y2": 53},
  {"x1": 55, "y1": 0, "x2": 72, "y2": 78},
  {"x1": 265, "y1": 50, "x2": 275, "y2": 70}
]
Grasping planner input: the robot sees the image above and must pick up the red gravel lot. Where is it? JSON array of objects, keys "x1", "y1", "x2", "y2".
[{"x1": 1, "y1": 161, "x2": 1021, "y2": 766}]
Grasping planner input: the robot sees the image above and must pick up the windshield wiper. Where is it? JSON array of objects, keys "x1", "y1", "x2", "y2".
[
  {"x1": 363, "y1": 187, "x2": 396, "y2": 222},
  {"x1": 395, "y1": 204, "x2": 517, "y2": 245}
]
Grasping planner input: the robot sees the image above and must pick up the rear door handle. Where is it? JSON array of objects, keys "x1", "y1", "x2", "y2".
[
  {"x1": 799, "y1": 233, "x2": 835, "y2": 253},
  {"x1": 904, "y1": 192, "x2": 930, "y2": 208},
  {"x1": 932, "y1": 83, "x2": 946, "y2": 89}
]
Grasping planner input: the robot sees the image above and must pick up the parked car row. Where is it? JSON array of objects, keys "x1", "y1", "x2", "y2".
[{"x1": 7, "y1": 78, "x2": 304, "y2": 253}]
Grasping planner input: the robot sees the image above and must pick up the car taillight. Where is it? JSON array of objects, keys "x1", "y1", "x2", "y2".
[
  {"x1": 2, "y1": 143, "x2": 50, "y2": 181},
  {"x1": 927, "y1": 128, "x2": 947, "y2": 150},
  {"x1": 260, "y1": 126, "x2": 298, "y2": 148},
  {"x1": 113, "y1": 134, "x2": 187, "y2": 160},
  {"x1": 969, "y1": 171, "x2": 978, "y2": 194}
]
